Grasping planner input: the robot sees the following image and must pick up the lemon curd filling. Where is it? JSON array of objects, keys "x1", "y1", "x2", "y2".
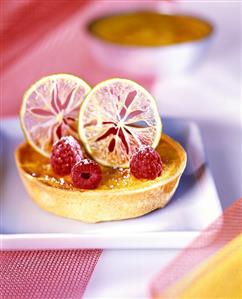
[
  {"x1": 18, "y1": 134, "x2": 182, "y2": 191},
  {"x1": 88, "y1": 11, "x2": 213, "y2": 47}
]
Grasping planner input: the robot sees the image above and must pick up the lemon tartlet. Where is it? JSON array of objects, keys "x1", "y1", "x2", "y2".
[{"x1": 15, "y1": 134, "x2": 186, "y2": 223}]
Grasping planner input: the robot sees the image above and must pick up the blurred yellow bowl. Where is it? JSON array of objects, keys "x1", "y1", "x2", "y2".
[{"x1": 84, "y1": 11, "x2": 214, "y2": 76}]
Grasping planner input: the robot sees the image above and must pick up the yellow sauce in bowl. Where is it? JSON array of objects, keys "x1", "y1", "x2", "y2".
[{"x1": 88, "y1": 11, "x2": 213, "y2": 47}]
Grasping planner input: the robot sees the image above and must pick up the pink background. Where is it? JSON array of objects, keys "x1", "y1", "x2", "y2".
[{"x1": 1, "y1": 0, "x2": 162, "y2": 116}]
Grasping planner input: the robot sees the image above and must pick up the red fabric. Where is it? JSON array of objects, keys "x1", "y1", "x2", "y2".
[
  {"x1": 1, "y1": 0, "x2": 90, "y2": 71},
  {"x1": 1, "y1": 0, "x2": 93, "y2": 117},
  {"x1": 150, "y1": 198, "x2": 242, "y2": 298},
  {"x1": 0, "y1": 0, "x2": 158, "y2": 117},
  {"x1": 0, "y1": 249, "x2": 102, "y2": 299}
]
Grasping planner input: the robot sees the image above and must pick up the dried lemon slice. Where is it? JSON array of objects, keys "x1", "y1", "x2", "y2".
[
  {"x1": 79, "y1": 78, "x2": 162, "y2": 167},
  {"x1": 20, "y1": 74, "x2": 91, "y2": 157}
]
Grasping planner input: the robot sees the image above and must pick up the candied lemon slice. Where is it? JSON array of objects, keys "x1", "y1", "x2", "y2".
[
  {"x1": 20, "y1": 74, "x2": 91, "y2": 157},
  {"x1": 78, "y1": 78, "x2": 162, "y2": 167}
]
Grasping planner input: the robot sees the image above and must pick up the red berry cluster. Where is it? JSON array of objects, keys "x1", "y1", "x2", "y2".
[
  {"x1": 51, "y1": 136, "x2": 102, "y2": 189},
  {"x1": 51, "y1": 137, "x2": 162, "y2": 189},
  {"x1": 130, "y1": 146, "x2": 163, "y2": 180}
]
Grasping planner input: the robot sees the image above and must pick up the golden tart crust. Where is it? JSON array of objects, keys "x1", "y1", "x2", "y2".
[{"x1": 15, "y1": 134, "x2": 186, "y2": 223}]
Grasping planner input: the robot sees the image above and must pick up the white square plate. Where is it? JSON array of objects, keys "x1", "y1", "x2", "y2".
[{"x1": 0, "y1": 118, "x2": 222, "y2": 249}]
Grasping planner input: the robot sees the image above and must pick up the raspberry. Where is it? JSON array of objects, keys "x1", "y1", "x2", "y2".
[
  {"x1": 130, "y1": 146, "x2": 162, "y2": 180},
  {"x1": 71, "y1": 159, "x2": 102, "y2": 189},
  {"x1": 50, "y1": 136, "x2": 83, "y2": 175}
]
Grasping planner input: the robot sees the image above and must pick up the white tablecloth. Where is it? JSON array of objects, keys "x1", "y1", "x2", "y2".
[{"x1": 84, "y1": 2, "x2": 241, "y2": 298}]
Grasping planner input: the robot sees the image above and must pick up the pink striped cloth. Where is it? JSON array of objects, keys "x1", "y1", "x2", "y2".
[
  {"x1": 0, "y1": 249, "x2": 102, "y2": 298},
  {"x1": 1, "y1": 0, "x2": 160, "y2": 116}
]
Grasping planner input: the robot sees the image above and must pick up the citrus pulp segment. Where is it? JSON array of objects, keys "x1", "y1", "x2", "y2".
[
  {"x1": 78, "y1": 78, "x2": 162, "y2": 168},
  {"x1": 20, "y1": 74, "x2": 91, "y2": 157}
]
